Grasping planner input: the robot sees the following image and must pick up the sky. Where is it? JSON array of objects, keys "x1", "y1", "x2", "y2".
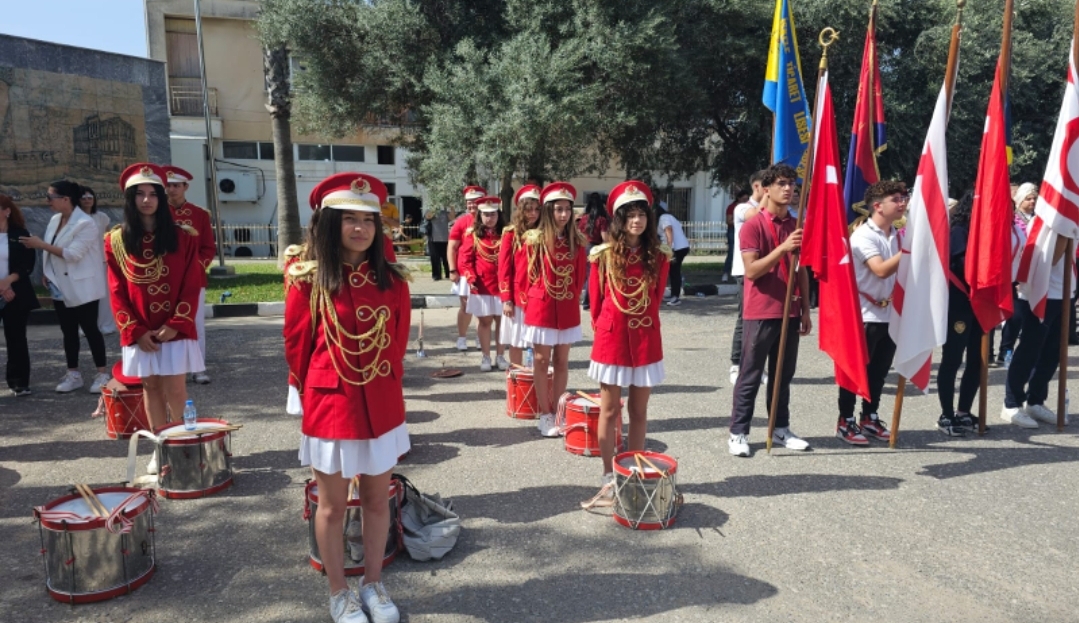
[{"x1": 0, "y1": 0, "x2": 147, "y2": 57}]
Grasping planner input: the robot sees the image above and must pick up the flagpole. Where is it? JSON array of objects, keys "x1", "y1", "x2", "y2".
[
  {"x1": 1060, "y1": 0, "x2": 1079, "y2": 431},
  {"x1": 888, "y1": 376, "x2": 905, "y2": 449},
  {"x1": 765, "y1": 27, "x2": 838, "y2": 454}
]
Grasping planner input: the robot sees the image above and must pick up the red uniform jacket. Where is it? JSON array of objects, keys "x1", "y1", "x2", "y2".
[
  {"x1": 105, "y1": 225, "x2": 203, "y2": 347},
  {"x1": 449, "y1": 213, "x2": 474, "y2": 269},
  {"x1": 497, "y1": 227, "x2": 530, "y2": 308},
  {"x1": 460, "y1": 227, "x2": 501, "y2": 297},
  {"x1": 523, "y1": 231, "x2": 587, "y2": 330},
  {"x1": 169, "y1": 202, "x2": 216, "y2": 288},
  {"x1": 284, "y1": 261, "x2": 411, "y2": 440},
  {"x1": 588, "y1": 245, "x2": 670, "y2": 367}
]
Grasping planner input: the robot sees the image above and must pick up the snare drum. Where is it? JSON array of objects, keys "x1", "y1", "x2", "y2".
[
  {"x1": 613, "y1": 451, "x2": 681, "y2": 530},
  {"x1": 155, "y1": 419, "x2": 234, "y2": 499},
  {"x1": 102, "y1": 379, "x2": 149, "y2": 440},
  {"x1": 506, "y1": 367, "x2": 553, "y2": 419},
  {"x1": 303, "y1": 479, "x2": 404, "y2": 576},
  {"x1": 558, "y1": 393, "x2": 624, "y2": 457},
  {"x1": 34, "y1": 487, "x2": 158, "y2": 604}
]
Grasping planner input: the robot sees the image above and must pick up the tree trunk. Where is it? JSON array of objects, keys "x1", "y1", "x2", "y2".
[
  {"x1": 499, "y1": 171, "x2": 514, "y2": 218},
  {"x1": 265, "y1": 44, "x2": 301, "y2": 268}
]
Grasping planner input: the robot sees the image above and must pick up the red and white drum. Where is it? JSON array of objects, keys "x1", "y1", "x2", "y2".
[
  {"x1": 154, "y1": 419, "x2": 234, "y2": 499},
  {"x1": 612, "y1": 451, "x2": 681, "y2": 530},
  {"x1": 33, "y1": 487, "x2": 158, "y2": 603},
  {"x1": 506, "y1": 367, "x2": 553, "y2": 419},
  {"x1": 102, "y1": 361, "x2": 149, "y2": 440},
  {"x1": 558, "y1": 393, "x2": 624, "y2": 457},
  {"x1": 303, "y1": 479, "x2": 404, "y2": 576}
]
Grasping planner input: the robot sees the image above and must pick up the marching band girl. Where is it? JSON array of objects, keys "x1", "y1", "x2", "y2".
[
  {"x1": 523, "y1": 182, "x2": 588, "y2": 437},
  {"x1": 498, "y1": 185, "x2": 541, "y2": 365},
  {"x1": 460, "y1": 196, "x2": 508, "y2": 371},
  {"x1": 105, "y1": 164, "x2": 204, "y2": 474},
  {"x1": 581, "y1": 182, "x2": 669, "y2": 508},
  {"x1": 284, "y1": 172, "x2": 410, "y2": 623}
]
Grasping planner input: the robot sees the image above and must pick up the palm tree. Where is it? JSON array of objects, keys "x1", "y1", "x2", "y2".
[{"x1": 264, "y1": 43, "x2": 301, "y2": 266}]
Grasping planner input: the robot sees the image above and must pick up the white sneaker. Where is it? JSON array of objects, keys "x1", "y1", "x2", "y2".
[
  {"x1": 1025, "y1": 403, "x2": 1064, "y2": 425},
  {"x1": 329, "y1": 588, "x2": 368, "y2": 623},
  {"x1": 146, "y1": 449, "x2": 159, "y2": 475},
  {"x1": 455, "y1": 337, "x2": 468, "y2": 351},
  {"x1": 772, "y1": 427, "x2": 810, "y2": 451},
  {"x1": 192, "y1": 372, "x2": 211, "y2": 385},
  {"x1": 55, "y1": 371, "x2": 83, "y2": 393},
  {"x1": 359, "y1": 579, "x2": 401, "y2": 623},
  {"x1": 729, "y1": 365, "x2": 739, "y2": 385},
  {"x1": 89, "y1": 372, "x2": 111, "y2": 394},
  {"x1": 580, "y1": 473, "x2": 616, "y2": 509},
  {"x1": 728, "y1": 433, "x2": 750, "y2": 457},
  {"x1": 480, "y1": 356, "x2": 493, "y2": 372},
  {"x1": 496, "y1": 355, "x2": 509, "y2": 371},
  {"x1": 1001, "y1": 404, "x2": 1038, "y2": 428},
  {"x1": 537, "y1": 413, "x2": 560, "y2": 437}
]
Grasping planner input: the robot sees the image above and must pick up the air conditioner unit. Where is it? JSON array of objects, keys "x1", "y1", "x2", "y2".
[{"x1": 217, "y1": 171, "x2": 257, "y2": 202}]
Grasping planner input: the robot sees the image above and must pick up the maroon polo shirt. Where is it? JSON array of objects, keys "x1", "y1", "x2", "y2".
[{"x1": 739, "y1": 209, "x2": 802, "y2": 320}]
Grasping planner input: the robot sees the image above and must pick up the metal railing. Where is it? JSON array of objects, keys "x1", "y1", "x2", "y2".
[
  {"x1": 682, "y1": 221, "x2": 730, "y2": 255},
  {"x1": 217, "y1": 223, "x2": 428, "y2": 258},
  {"x1": 169, "y1": 78, "x2": 218, "y2": 116}
]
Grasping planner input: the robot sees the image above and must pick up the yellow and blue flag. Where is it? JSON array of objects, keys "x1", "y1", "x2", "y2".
[{"x1": 763, "y1": 0, "x2": 812, "y2": 179}]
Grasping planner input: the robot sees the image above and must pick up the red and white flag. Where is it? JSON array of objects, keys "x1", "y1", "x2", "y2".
[
  {"x1": 1018, "y1": 39, "x2": 1079, "y2": 319},
  {"x1": 888, "y1": 83, "x2": 952, "y2": 392},
  {"x1": 801, "y1": 69, "x2": 871, "y2": 400}
]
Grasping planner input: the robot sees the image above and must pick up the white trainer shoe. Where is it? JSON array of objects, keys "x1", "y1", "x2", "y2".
[
  {"x1": 537, "y1": 413, "x2": 560, "y2": 437},
  {"x1": 729, "y1": 365, "x2": 739, "y2": 385},
  {"x1": 1001, "y1": 404, "x2": 1038, "y2": 428},
  {"x1": 1025, "y1": 403, "x2": 1064, "y2": 425},
  {"x1": 772, "y1": 427, "x2": 810, "y2": 451},
  {"x1": 55, "y1": 371, "x2": 83, "y2": 393},
  {"x1": 480, "y1": 356, "x2": 493, "y2": 372},
  {"x1": 192, "y1": 372, "x2": 211, "y2": 385},
  {"x1": 146, "y1": 449, "x2": 159, "y2": 475},
  {"x1": 455, "y1": 337, "x2": 468, "y2": 351},
  {"x1": 329, "y1": 588, "x2": 368, "y2": 623},
  {"x1": 89, "y1": 372, "x2": 110, "y2": 394},
  {"x1": 728, "y1": 433, "x2": 750, "y2": 457},
  {"x1": 359, "y1": 579, "x2": 401, "y2": 623},
  {"x1": 496, "y1": 355, "x2": 509, "y2": 371}
]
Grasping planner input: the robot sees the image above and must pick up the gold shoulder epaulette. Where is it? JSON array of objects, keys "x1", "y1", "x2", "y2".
[
  {"x1": 465, "y1": 226, "x2": 475, "y2": 236},
  {"x1": 523, "y1": 229, "x2": 543, "y2": 245},
  {"x1": 659, "y1": 244, "x2": 674, "y2": 259},
  {"x1": 389, "y1": 262, "x2": 414, "y2": 283},
  {"x1": 178, "y1": 223, "x2": 198, "y2": 236},
  {"x1": 287, "y1": 260, "x2": 318, "y2": 283},
  {"x1": 503, "y1": 224, "x2": 516, "y2": 233},
  {"x1": 588, "y1": 243, "x2": 610, "y2": 263},
  {"x1": 284, "y1": 244, "x2": 305, "y2": 259},
  {"x1": 105, "y1": 225, "x2": 121, "y2": 242}
]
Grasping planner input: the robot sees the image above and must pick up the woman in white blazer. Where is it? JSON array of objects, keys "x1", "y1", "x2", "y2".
[
  {"x1": 19, "y1": 180, "x2": 110, "y2": 393},
  {"x1": 78, "y1": 186, "x2": 117, "y2": 336}
]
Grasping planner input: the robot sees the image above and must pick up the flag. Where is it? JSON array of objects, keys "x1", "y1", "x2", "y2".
[
  {"x1": 763, "y1": 0, "x2": 812, "y2": 180},
  {"x1": 1019, "y1": 38, "x2": 1079, "y2": 319},
  {"x1": 843, "y1": 6, "x2": 888, "y2": 223},
  {"x1": 801, "y1": 69, "x2": 871, "y2": 400},
  {"x1": 966, "y1": 58, "x2": 1014, "y2": 332},
  {"x1": 888, "y1": 83, "x2": 952, "y2": 393}
]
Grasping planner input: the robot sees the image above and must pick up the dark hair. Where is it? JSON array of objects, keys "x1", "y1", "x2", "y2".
[
  {"x1": 0, "y1": 194, "x2": 27, "y2": 230},
  {"x1": 510, "y1": 197, "x2": 540, "y2": 236},
  {"x1": 122, "y1": 184, "x2": 178, "y2": 257},
  {"x1": 605, "y1": 200, "x2": 661, "y2": 286},
  {"x1": 80, "y1": 186, "x2": 98, "y2": 214},
  {"x1": 583, "y1": 192, "x2": 608, "y2": 237},
  {"x1": 749, "y1": 170, "x2": 766, "y2": 186},
  {"x1": 300, "y1": 209, "x2": 321, "y2": 261},
  {"x1": 312, "y1": 209, "x2": 394, "y2": 293},
  {"x1": 736, "y1": 189, "x2": 750, "y2": 200},
  {"x1": 49, "y1": 180, "x2": 82, "y2": 206},
  {"x1": 760, "y1": 164, "x2": 797, "y2": 187},
  {"x1": 950, "y1": 191, "x2": 974, "y2": 229},
  {"x1": 474, "y1": 208, "x2": 505, "y2": 238},
  {"x1": 863, "y1": 180, "x2": 908, "y2": 211}
]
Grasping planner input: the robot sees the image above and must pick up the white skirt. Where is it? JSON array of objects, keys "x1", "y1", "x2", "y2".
[
  {"x1": 588, "y1": 360, "x2": 666, "y2": 388},
  {"x1": 122, "y1": 339, "x2": 205, "y2": 377},
  {"x1": 466, "y1": 293, "x2": 501, "y2": 317},
  {"x1": 499, "y1": 306, "x2": 530, "y2": 349},
  {"x1": 523, "y1": 323, "x2": 582, "y2": 346},
  {"x1": 299, "y1": 423, "x2": 411, "y2": 478},
  {"x1": 450, "y1": 276, "x2": 470, "y2": 296}
]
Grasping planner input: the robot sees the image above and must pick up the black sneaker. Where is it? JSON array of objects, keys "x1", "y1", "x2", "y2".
[
  {"x1": 12, "y1": 387, "x2": 31, "y2": 397},
  {"x1": 937, "y1": 414, "x2": 966, "y2": 437},
  {"x1": 956, "y1": 412, "x2": 990, "y2": 433}
]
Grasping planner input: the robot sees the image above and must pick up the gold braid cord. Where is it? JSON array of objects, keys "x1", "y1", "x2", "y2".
[
  {"x1": 602, "y1": 251, "x2": 653, "y2": 328},
  {"x1": 310, "y1": 265, "x2": 393, "y2": 386},
  {"x1": 530, "y1": 238, "x2": 576, "y2": 301},
  {"x1": 473, "y1": 230, "x2": 502, "y2": 263},
  {"x1": 109, "y1": 229, "x2": 167, "y2": 284}
]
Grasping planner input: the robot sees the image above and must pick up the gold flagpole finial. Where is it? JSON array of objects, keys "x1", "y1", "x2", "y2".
[{"x1": 819, "y1": 27, "x2": 840, "y2": 69}]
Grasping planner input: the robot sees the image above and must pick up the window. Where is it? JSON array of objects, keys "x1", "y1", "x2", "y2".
[
  {"x1": 289, "y1": 54, "x2": 309, "y2": 85},
  {"x1": 223, "y1": 141, "x2": 258, "y2": 160},
  {"x1": 332, "y1": 145, "x2": 365, "y2": 162},
  {"x1": 377, "y1": 146, "x2": 395, "y2": 165},
  {"x1": 258, "y1": 142, "x2": 275, "y2": 160},
  {"x1": 385, "y1": 183, "x2": 396, "y2": 197},
  {"x1": 298, "y1": 144, "x2": 332, "y2": 161}
]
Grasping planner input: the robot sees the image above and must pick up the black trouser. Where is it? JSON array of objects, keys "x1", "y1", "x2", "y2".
[
  {"x1": 53, "y1": 299, "x2": 107, "y2": 370},
  {"x1": 997, "y1": 285, "x2": 1022, "y2": 361},
  {"x1": 429, "y1": 241, "x2": 449, "y2": 280},
  {"x1": 668, "y1": 247, "x2": 690, "y2": 299},
  {"x1": 1, "y1": 303, "x2": 32, "y2": 389},
  {"x1": 1005, "y1": 298, "x2": 1062, "y2": 408},
  {"x1": 729, "y1": 317, "x2": 800, "y2": 435},
  {"x1": 723, "y1": 228, "x2": 734, "y2": 276},
  {"x1": 1070, "y1": 290, "x2": 1078, "y2": 341},
  {"x1": 937, "y1": 291, "x2": 984, "y2": 417},
  {"x1": 838, "y1": 322, "x2": 896, "y2": 421},
  {"x1": 730, "y1": 276, "x2": 744, "y2": 365}
]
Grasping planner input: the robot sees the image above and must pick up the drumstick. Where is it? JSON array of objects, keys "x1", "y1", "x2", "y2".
[
  {"x1": 633, "y1": 453, "x2": 645, "y2": 476},
  {"x1": 159, "y1": 425, "x2": 242, "y2": 438},
  {"x1": 636, "y1": 453, "x2": 668, "y2": 477},
  {"x1": 75, "y1": 484, "x2": 105, "y2": 518},
  {"x1": 575, "y1": 391, "x2": 601, "y2": 406},
  {"x1": 86, "y1": 486, "x2": 110, "y2": 518},
  {"x1": 509, "y1": 363, "x2": 530, "y2": 371}
]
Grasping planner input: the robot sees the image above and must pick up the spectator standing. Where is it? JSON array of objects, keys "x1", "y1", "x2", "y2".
[
  {"x1": 0, "y1": 195, "x2": 40, "y2": 396},
  {"x1": 425, "y1": 208, "x2": 450, "y2": 281},
  {"x1": 995, "y1": 183, "x2": 1037, "y2": 365},
  {"x1": 577, "y1": 192, "x2": 610, "y2": 310},
  {"x1": 19, "y1": 180, "x2": 110, "y2": 393},
  {"x1": 724, "y1": 191, "x2": 749, "y2": 281},
  {"x1": 729, "y1": 170, "x2": 765, "y2": 384},
  {"x1": 656, "y1": 201, "x2": 690, "y2": 306},
  {"x1": 79, "y1": 186, "x2": 117, "y2": 335},
  {"x1": 448, "y1": 187, "x2": 484, "y2": 351}
]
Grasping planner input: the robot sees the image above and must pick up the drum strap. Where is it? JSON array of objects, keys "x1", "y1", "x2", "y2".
[
  {"x1": 125, "y1": 429, "x2": 162, "y2": 488},
  {"x1": 554, "y1": 392, "x2": 572, "y2": 431}
]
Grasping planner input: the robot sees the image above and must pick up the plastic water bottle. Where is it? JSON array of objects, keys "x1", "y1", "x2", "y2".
[
  {"x1": 1004, "y1": 349, "x2": 1013, "y2": 369},
  {"x1": 525, "y1": 348, "x2": 534, "y2": 369},
  {"x1": 183, "y1": 400, "x2": 197, "y2": 431}
]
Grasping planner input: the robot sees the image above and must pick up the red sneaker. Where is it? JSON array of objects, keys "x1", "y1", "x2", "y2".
[
  {"x1": 859, "y1": 414, "x2": 891, "y2": 441},
  {"x1": 837, "y1": 418, "x2": 869, "y2": 446}
]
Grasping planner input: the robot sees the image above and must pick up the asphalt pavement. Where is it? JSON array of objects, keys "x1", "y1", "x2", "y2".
[{"x1": 2, "y1": 296, "x2": 1078, "y2": 623}]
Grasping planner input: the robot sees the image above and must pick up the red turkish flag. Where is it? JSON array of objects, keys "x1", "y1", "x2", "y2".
[
  {"x1": 967, "y1": 59, "x2": 1014, "y2": 332},
  {"x1": 801, "y1": 69, "x2": 871, "y2": 400}
]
